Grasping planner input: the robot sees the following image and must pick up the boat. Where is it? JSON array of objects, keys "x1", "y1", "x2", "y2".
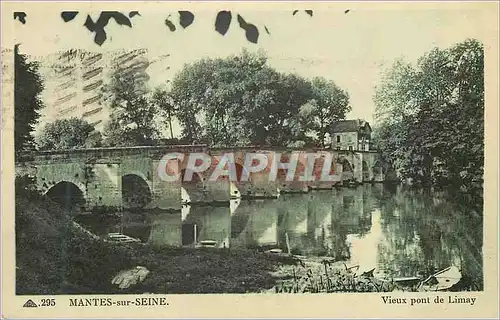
[
  {"x1": 418, "y1": 266, "x2": 462, "y2": 292},
  {"x1": 196, "y1": 240, "x2": 217, "y2": 248},
  {"x1": 265, "y1": 248, "x2": 283, "y2": 254},
  {"x1": 374, "y1": 266, "x2": 462, "y2": 291},
  {"x1": 106, "y1": 232, "x2": 141, "y2": 244},
  {"x1": 392, "y1": 276, "x2": 421, "y2": 287}
]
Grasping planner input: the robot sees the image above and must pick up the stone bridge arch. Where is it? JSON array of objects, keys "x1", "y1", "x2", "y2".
[
  {"x1": 372, "y1": 160, "x2": 385, "y2": 182},
  {"x1": 122, "y1": 173, "x2": 152, "y2": 209},
  {"x1": 231, "y1": 151, "x2": 275, "y2": 199},
  {"x1": 362, "y1": 160, "x2": 370, "y2": 182},
  {"x1": 310, "y1": 152, "x2": 340, "y2": 189},
  {"x1": 44, "y1": 180, "x2": 86, "y2": 210},
  {"x1": 180, "y1": 167, "x2": 204, "y2": 204},
  {"x1": 275, "y1": 153, "x2": 308, "y2": 193},
  {"x1": 230, "y1": 162, "x2": 247, "y2": 199},
  {"x1": 201, "y1": 153, "x2": 244, "y2": 203},
  {"x1": 340, "y1": 158, "x2": 354, "y2": 182},
  {"x1": 122, "y1": 170, "x2": 152, "y2": 189}
]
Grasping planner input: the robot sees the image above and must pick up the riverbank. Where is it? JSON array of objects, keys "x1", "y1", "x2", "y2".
[
  {"x1": 15, "y1": 192, "x2": 300, "y2": 294},
  {"x1": 15, "y1": 192, "x2": 398, "y2": 294}
]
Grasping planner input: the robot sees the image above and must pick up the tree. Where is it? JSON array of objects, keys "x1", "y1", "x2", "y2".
[
  {"x1": 439, "y1": 39, "x2": 484, "y2": 191},
  {"x1": 168, "y1": 50, "x2": 349, "y2": 147},
  {"x1": 374, "y1": 39, "x2": 484, "y2": 192},
  {"x1": 37, "y1": 118, "x2": 102, "y2": 150},
  {"x1": 169, "y1": 50, "x2": 271, "y2": 146},
  {"x1": 300, "y1": 77, "x2": 351, "y2": 147},
  {"x1": 14, "y1": 44, "x2": 44, "y2": 159},
  {"x1": 101, "y1": 63, "x2": 159, "y2": 147},
  {"x1": 151, "y1": 88, "x2": 177, "y2": 140},
  {"x1": 261, "y1": 72, "x2": 314, "y2": 146}
]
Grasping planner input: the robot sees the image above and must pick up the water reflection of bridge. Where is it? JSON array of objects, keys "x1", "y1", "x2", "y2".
[
  {"x1": 76, "y1": 184, "x2": 482, "y2": 288},
  {"x1": 142, "y1": 186, "x2": 380, "y2": 259}
]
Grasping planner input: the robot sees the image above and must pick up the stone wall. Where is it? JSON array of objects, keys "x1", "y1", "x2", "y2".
[{"x1": 332, "y1": 132, "x2": 358, "y2": 151}]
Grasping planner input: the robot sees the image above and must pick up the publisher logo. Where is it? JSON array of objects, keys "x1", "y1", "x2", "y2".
[{"x1": 23, "y1": 299, "x2": 38, "y2": 308}]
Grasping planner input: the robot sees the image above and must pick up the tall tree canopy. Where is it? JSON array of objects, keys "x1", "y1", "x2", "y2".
[
  {"x1": 101, "y1": 62, "x2": 159, "y2": 147},
  {"x1": 374, "y1": 39, "x2": 484, "y2": 193},
  {"x1": 166, "y1": 50, "x2": 350, "y2": 147},
  {"x1": 151, "y1": 88, "x2": 177, "y2": 140},
  {"x1": 300, "y1": 77, "x2": 351, "y2": 147},
  {"x1": 37, "y1": 118, "x2": 102, "y2": 150},
  {"x1": 14, "y1": 44, "x2": 44, "y2": 159}
]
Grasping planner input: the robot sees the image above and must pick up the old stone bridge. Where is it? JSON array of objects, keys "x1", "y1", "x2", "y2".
[{"x1": 16, "y1": 145, "x2": 386, "y2": 211}]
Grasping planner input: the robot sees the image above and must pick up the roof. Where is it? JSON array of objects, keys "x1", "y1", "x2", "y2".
[{"x1": 332, "y1": 119, "x2": 371, "y2": 133}]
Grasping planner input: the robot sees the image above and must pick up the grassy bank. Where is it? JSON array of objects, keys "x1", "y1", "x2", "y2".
[
  {"x1": 15, "y1": 191, "x2": 398, "y2": 294},
  {"x1": 15, "y1": 192, "x2": 298, "y2": 294},
  {"x1": 269, "y1": 258, "x2": 398, "y2": 293}
]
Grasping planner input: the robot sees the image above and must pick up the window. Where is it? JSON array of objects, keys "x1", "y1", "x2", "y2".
[
  {"x1": 336, "y1": 135, "x2": 341, "y2": 143},
  {"x1": 349, "y1": 146, "x2": 353, "y2": 151},
  {"x1": 336, "y1": 146, "x2": 341, "y2": 150}
]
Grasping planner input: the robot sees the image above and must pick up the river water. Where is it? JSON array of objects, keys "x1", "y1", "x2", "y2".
[{"x1": 75, "y1": 184, "x2": 483, "y2": 290}]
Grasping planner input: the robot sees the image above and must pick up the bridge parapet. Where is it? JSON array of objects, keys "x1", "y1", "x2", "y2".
[{"x1": 21, "y1": 144, "x2": 380, "y2": 160}]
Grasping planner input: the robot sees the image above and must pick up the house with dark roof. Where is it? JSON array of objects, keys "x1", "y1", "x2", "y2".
[{"x1": 331, "y1": 119, "x2": 372, "y2": 151}]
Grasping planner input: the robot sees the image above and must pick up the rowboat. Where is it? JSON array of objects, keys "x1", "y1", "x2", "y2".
[
  {"x1": 265, "y1": 248, "x2": 283, "y2": 254},
  {"x1": 196, "y1": 240, "x2": 217, "y2": 248},
  {"x1": 392, "y1": 276, "x2": 421, "y2": 287},
  {"x1": 375, "y1": 266, "x2": 462, "y2": 291},
  {"x1": 418, "y1": 266, "x2": 462, "y2": 292},
  {"x1": 106, "y1": 232, "x2": 141, "y2": 243}
]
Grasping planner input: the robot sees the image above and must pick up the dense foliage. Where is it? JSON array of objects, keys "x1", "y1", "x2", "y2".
[
  {"x1": 166, "y1": 50, "x2": 350, "y2": 147},
  {"x1": 151, "y1": 88, "x2": 177, "y2": 140},
  {"x1": 373, "y1": 39, "x2": 484, "y2": 194},
  {"x1": 37, "y1": 118, "x2": 102, "y2": 150},
  {"x1": 14, "y1": 45, "x2": 44, "y2": 159},
  {"x1": 101, "y1": 64, "x2": 159, "y2": 147}
]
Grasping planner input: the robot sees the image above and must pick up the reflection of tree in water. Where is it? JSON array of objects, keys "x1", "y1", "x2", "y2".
[
  {"x1": 375, "y1": 187, "x2": 483, "y2": 290},
  {"x1": 303, "y1": 193, "x2": 338, "y2": 257},
  {"x1": 331, "y1": 219, "x2": 350, "y2": 260},
  {"x1": 377, "y1": 191, "x2": 444, "y2": 277},
  {"x1": 427, "y1": 194, "x2": 483, "y2": 290}
]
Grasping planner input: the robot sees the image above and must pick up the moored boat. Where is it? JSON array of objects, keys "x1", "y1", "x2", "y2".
[
  {"x1": 106, "y1": 232, "x2": 141, "y2": 243},
  {"x1": 392, "y1": 276, "x2": 421, "y2": 287},
  {"x1": 418, "y1": 266, "x2": 462, "y2": 292},
  {"x1": 196, "y1": 240, "x2": 218, "y2": 248}
]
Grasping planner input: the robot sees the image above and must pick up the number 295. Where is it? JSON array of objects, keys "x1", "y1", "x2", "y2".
[{"x1": 40, "y1": 299, "x2": 56, "y2": 307}]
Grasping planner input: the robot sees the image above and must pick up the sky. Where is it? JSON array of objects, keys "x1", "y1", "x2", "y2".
[{"x1": 3, "y1": 2, "x2": 495, "y2": 133}]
